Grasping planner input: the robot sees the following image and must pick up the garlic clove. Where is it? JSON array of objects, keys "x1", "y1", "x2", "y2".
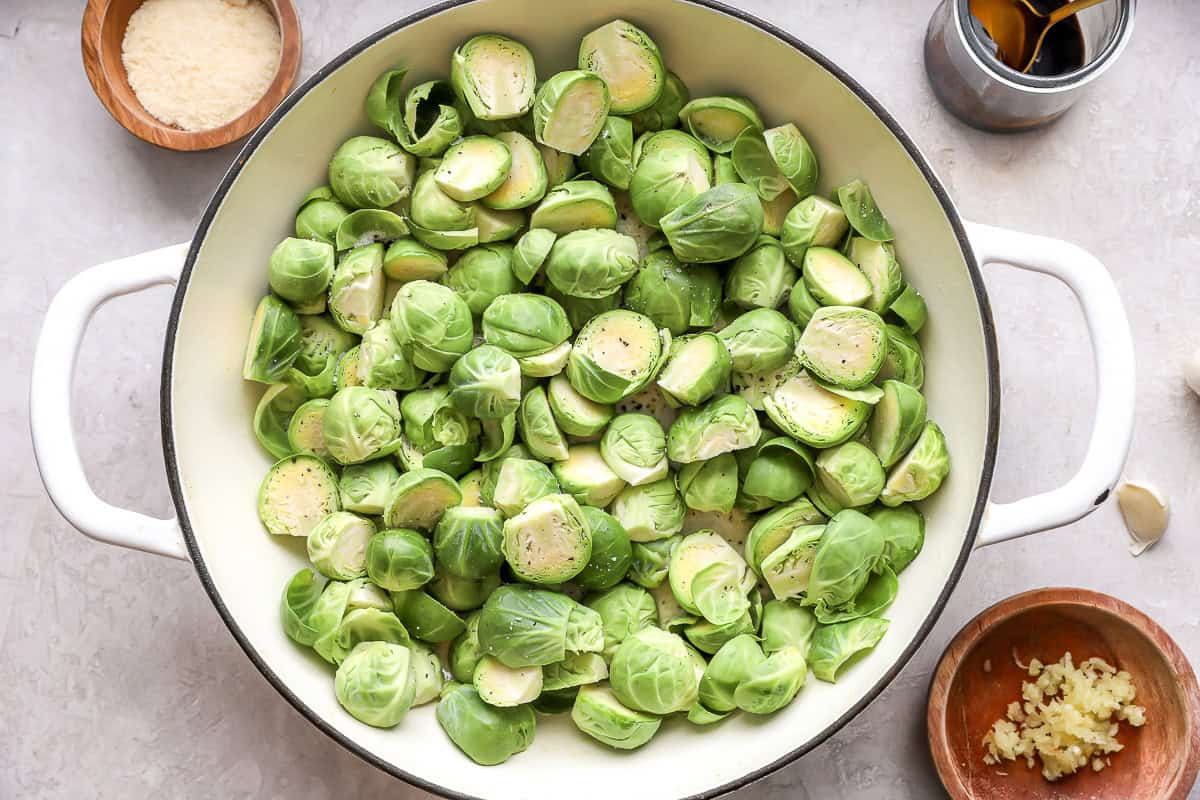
[{"x1": 1115, "y1": 480, "x2": 1169, "y2": 556}]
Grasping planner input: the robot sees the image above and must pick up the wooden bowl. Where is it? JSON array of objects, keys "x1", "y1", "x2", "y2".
[
  {"x1": 928, "y1": 588, "x2": 1200, "y2": 800},
  {"x1": 80, "y1": 0, "x2": 301, "y2": 151}
]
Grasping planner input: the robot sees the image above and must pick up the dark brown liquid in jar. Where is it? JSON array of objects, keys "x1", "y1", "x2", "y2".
[{"x1": 968, "y1": 0, "x2": 1086, "y2": 76}]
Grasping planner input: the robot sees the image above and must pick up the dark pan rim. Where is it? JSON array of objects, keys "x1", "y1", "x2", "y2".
[{"x1": 160, "y1": 1, "x2": 1000, "y2": 797}]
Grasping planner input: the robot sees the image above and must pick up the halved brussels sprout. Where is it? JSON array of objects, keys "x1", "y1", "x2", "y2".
[
  {"x1": 481, "y1": 131, "x2": 548, "y2": 210},
  {"x1": 579, "y1": 116, "x2": 635, "y2": 190},
  {"x1": 661, "y1": 183, "x2": 764, "y2": 263},
  {"x1": 346, "y1": 578, "x2": 399, "y2": 613},
  {"x1": 761, "y1": 187, "x2": 798, "y2": 238},
  {"x1": 629, "y1": 535, "x2": 681, "y2": 589},
  {"x1": 716, "y1": 307, "x2": 795, "y2": 373},
  {"x1": 383, "y1": 468, "x2": 462, "y2": 530},
  {"x1": 483, "y1": 293, "x2": 571, "y2": 358},
  {"x1": 587, "y1": 582, "x2": 656, "y2": 659},
  {"x1": 763, "y1": 371, "x2": 870, "y2": 448},
  {"x1": 880, "y1": 421, "x2": 950, "y2": 506},
  {"x1": 806, "y1": 478, "x2": 847, "y2": 519},
  {"x1": 835, "y1": 178, "x2": 894, "y2": 242},
  {"x1": 308, "y1": 511, "x2": 375, "y2": 580},
  {"x1": 574, "y1": 507, "x2": 633, "y2": 591},
  {"x1": 542, "y1": 652, "x2": 608, "y2": 692},
  {"x1": 328, "y1": 136, "x2": 416, "y2": 209},
  {"x1": 409, "y1": 222, "x2": 481, "y2": 252},
  {"x1": 802, "y1": 509, "x2": 886, "y2": 614},
  {"x1": 567, "y1": 310, "x2": 666, "y2": 403},
  {"x1": 334, "y1": 641, "x2": 415, "y2": 728},
  {"x1": 533, "y1": 70, "x2": 610, "y2": 155},
  {"x1": 622, "y1": 250, "x2": 694, "y2": 336},
  {"x1": 871, "y1": 504, "x2": 926, "y2": 574},
  {"x1": 868, "y1": 380, "x2": 928, "y2": 468},
  {"x1": 730, "y1": 129, "x2": 789, "y2": 201},
  {"x1": 450, "y1": 612, "x2": 484, "y2": 682},
  {"x1": 578, "y1": 19, "x2": 665, "y2": 114},
  {"x1": 849, "y1": 238, "x2": 902, "y2": 315},
  {"x1": 743, "y1": 496, "x2": 826, "y2": 578},
  {"x1": 785, "y1": 275, "x2": 822, "y2": 328},
  {"x1": 731, "y1": 355, "x2": 801, "y2": 412},
  {"x1": 676, "y1": 453, "x2": 739, "y2": 514},
  {"x1": 815, "y1": 441, "x2": 886, "y2": 508},
  {"x1": 364, "y1": 66, "x2": 408, "y2": 139},
  {"x1": 530, "y1": 179, "x2": 618, "y2": 234},
  {"x1": 518, "y1": 386, "x2": 570, "y2": 462},
  {"x1": 669, "y1": 529, "x2": 750, "y2": 615},
  {"x1": 511, "y1": 228, "x2": 557, "y2": 284},
  {"x1": 287, "y1": 398, "x2": 330, "y2": 458},
  {"x1": 552, "y1": 443, "x2": 626, "y2": 508},
  {"x1": 479, "y1": 444, "x2": 533, "y2": 505},
  {"x1": 627, "y1": 70, "x2": 689, "y2": 133},
  {"x1": 478, "y1": 584, "x2": 604, "y2": 667},
  {"x1": 435, "y1": 135, "x2": 513, "y2": 202},
  {"x1": 410, "y1": 642, "x2": 445, "y2": 706},
  {"x1": 713, "y1": 154, "x2": 738, "y2": 186},
  {"x1": 493, "y1": 458, "x2": 560, "y2": 517},
  {"x1": 335, "y1": 209, "x2": 410, "y2": 251},
  {"x1": 243, "y1": 295, "x2": 303, "y2": 384},
  {"x1": 446, "y1": 243, "x2": 520, "y2": 315},
  {"x1": 538, "y1": 142, "x2": 577, "y2": 187},
  {"x1": 815, "y1": 565, "x2": 898, "y2": 624},
  {"x1": 656, "y1": 333, "x2": 732, "y2": 408},
  {"x1": 697, "y1": 633, "x2": 764, "y2": 714},
  {"x1": 689, "y1": 560, "x2": 750, "y2": 625},
  {"x1": 781, "y1": 196, "x2": 850, "y2": 268},
  {"x1": 388, "y1": 280, "x2": 472, "y2": 373},
  {"x1": 381, "y1": 237, "x2": 448, "y2": 283},
  {"x1": 305, "y1": 579, "x2": 354, "y2": 652},
  {"x1": 336, "y1": 346, "x2": 365, "y2": 390},
  {"x1": 611, "y1": 477, "x2": 685, "y2": 542},
  {"x1": 760, "y1": 599, "x2": 817, "y2": 655},
  {"x1": 436, "y1": 683, "x2": 537, "y2": 765},
  {"x1": 324, "y1": 606, "x2": 413, "y2": 666},
  {"x1": 434, "y1": 506, "x2": 505, "y2": 579},
  {"x1": 802, "y1": 246, "x2": 872, "y2": 308},
  {"x1": 725, "y1": 235, "x2": 795, "y2": 310},
  {"x1": 544, "y1": 229, "x2": 639, "y2": 300},
  {"x1": 679, "y1": 96, "x2": 763, "y2": 154},
  {"x1": 339, "y1": 460, "x2": 399, "y2": 516},
  {"x1": 329, "y1": 244, "x2": 386, "y2": 335},
  {"x1": 601, "y1": 413, "x2": 669, "y2": 486},
  {"x1": 297, "y1": 313, "x2": 357, "y2": 376},
  {"x1": 268, "y1": 237, "x2": 335, "y2": 303},
  {"x1": 733, "y1": 644, "x2": 807, "y2": 715},
  {"x1": 889, "y1": 283, "x2": 928, "y2": 334},
  {"x1": 759, "y1": 524, "x2": 823, "y2": 600},
  {"x1": 763, "y1": 123, "x2": 819, "y2": 198},
  {"x1": 474, "y1": 655, "x2": 543, "y2": 707},
  {"x1": 449, "y1": 345, "x2": 522, "y2": 419},
  {"x1": 281, "y1": 568, "x2": 325, "y2": 646},
  {"x1": 629, "y1": 130, "x2": 713, "y2": 229},
  {"x1": 366, "y1": 528, "x2": 435, "y2": 591},
  {"x1": 399, "y1": 80, "x2": 464, "y2": 157},
  {"x1": 394, "y1": 590, "x2": 467, "y2": 643},
  {"x1": 797, "y1": 305, "x2": 888, "y2": 389},
  {"x1": 479, "y1": 203, "x2": 524, "y2": 244},
  {"x1": 450, "y1": 33, "x2": 537, "y2": 121},
  {"x1": 741, "y1": 436, "x2": 815, "y2": 505},
  {"x1": 502, "y1": 493, "x2": 592, "y2": 584},
  {"x1": 808, "y1": 617, "x2": 889, "y2": 683},
  {"x1": 609, "y1": 626, "x2": 698, "y2": 714},
  {"x1": 296, "y1": 190, "x2": 350, "y2": 247},
  {"x1": 879, "y1": 323, "x2": 925, "y2": 389},
  {"x1": 355, "y1": 322, "x2": 423, "y2": 390},
  {"x1": 571, "y1": 684, "x2": 661, "y2": 750},
  {"x1": 323, "y1": 387, "x2": 402, "y2": 464},
  {"x1": 666, "y1": 394, "x2": 761, "y2": 464}
]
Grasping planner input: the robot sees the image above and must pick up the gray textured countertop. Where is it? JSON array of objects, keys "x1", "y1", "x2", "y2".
[{"x1": 3, "y1": 1, "x2": 1198, "y2": 797}]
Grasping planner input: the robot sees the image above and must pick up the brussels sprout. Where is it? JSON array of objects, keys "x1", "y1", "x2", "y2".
[
  {"x1": 335, "y1": 346, "x2": 364, "y2": 389},
  {"x1": 517, "y1": 386, "x2": 569, "y2": 462},
  {"x1": 808, "y1": 617, "x2": 890, "y2": 683},
  {"x1": 878, "y1": 323, "x2": 925, "y2": 389},
  {"x1": 676, "y1": 453, "x2": 739, "y2": 514},
  {"x1": 871, "y1": 504, "x2": 925, "y2": 574},
  {"x1": 762, "y1": 123, "x2": 819, "y2": 198},
  {"x1": 242, "y1": 295, "x2": 303, "y2": 384},
  {"x1": 328, "y1": 244, "x2": 386, "y2": 335},
  {"x1": 258, "y1": 453, "x2": 341, "y2": 537},
  {"x1": 544, "y1": 229, "x2": 639, "y2": 300},
  {"x1": 533, "y1": 70, "x2": 610, "y2": 155},
  {"x1": 469, "y1": 414, "x2": 514, "y2": 464},
  {"x1": 437, "y1": 683, "x2": 536, "y2": 765},
  {"x1": 530, "y1": 180, "x2": 618, "y2": 234},
  {"x1": 321, "y1": 387, "x2": 401, "y2": 465},
  {"x1": 365, "y1": 528, "x2": 435, "y2": 591},
  {"x1": 679, "y1": 96, "x2": 763, "y2": 154},
  {"x1": 689, "y1": 560, "x2": 751, "y2": 625},
  {"x1": 352, "y1": 322, "x2": 420, "y2": 391},
  {"x1": 609, "y1": 626, "x2": 699, "y2": 714},
  {"x1": 567, "y1": 310, "x2": 667, "y2": 404},
  {"x1": 346, "y1": 578, "x2": 394, "y2": 612},
  {"x1": 281, "y1": 568, "x2": 326, "y2": 646},
  {"x1": 388, "y1": 280, "x2": 473, "y2": 373},
  {"x1": 695, "y1": 634, "x2": 763, "y2": 714},
  {"x1": 684, "y1": 601, "x2": 756, "y2": 654},
  {"x1": 660, "y1": 182, "x2": 764, "y2": 263},
  {"x1": 725, "y1": 236, "x2": 795, "y2": 311},
  {"x1": 477, "y1": 131, "x2": 547, "y2": 211},
  {"x1": 730, "y1": 129, "x2": 788, "y2": 201},
  {"x1": 538, "y1": 143, "x2": 577, "y2": 188},
  {"x1": 622, "y1": 251, "x2": 721, "y2": 337},
  {"x1": 307, "y1": 511, "x2": 374, "y2": 580},
  {"x1": 515, "y1": 341, "x2": 570, "y2": 380},
  {"x1": 742, "y1": 436, "x2": 815, "y2": 505},
  {"x1": 335, "y1": 461, "x2": 398, "y2": 517},
  {"x1": 599, "y1": 413, "x2": 668, "y2": 487},
  {"x1": 880, "y1": 421, "x2": 950, "y2": 506},
  {"x1": 578, "y1": 19, "x2": 664, "y2": 114},
  {"x1": 305, "y1": 578, "x2": 354, "y2": 650},
  {"x1": 479, "y1": 443, "x2": 533, "y2": 504},
  {"x1": 801, "y1": 248, "x2": 870, "y2": 309},
  {"x1": 478, "y1": 584, "x2": 603, "y2": 668},
  {"x1": 781, "y1": 196, "x2": 850, "y2": 268},
  {"x1": 611, "y1": 478, "x2": 685, "y2": 543},
  {"x1": 579, "y1": 116, "x2": 635, "y2": 191},
  {"x1": 364, "y1": 66, "x2": 408, "y2": 138},
  {"x1": 763, "y1": 371, "x2": 871, "y2": 448},
  {"x1": 733, "y1": 644, "x2": 807, "y2": 715},
  {"x1": 394, "y1": 590, "x2": 467, "y2": 642},
  {"x1": 334, "y1": 641, "x2": 416, "y2": 728},
  {"x1": 716, "y1": 307, "x2": 795, "y2": 373},
  {"x1": 797, "y1": 305, "x2": 888, "y2": 391},
  {"x1": 328, "y1": 136, "x2": 416, "y2": 209},
  {"x1": 410, "y1": 642, "x2": 445, "y2": 707},
  {"x1": 322, "y1": 607, "x2": 413, "y2": 666},
  {"x1": 493, "y1": 458, "x2": 560, "y2": 517},
  {"x1": 502, "y1": 493, "x2": 591, "y2": 583},
  {"x1": 410, "y1": 169, "x2": 476, "y2": 233},
  {"x1": 744, "y1": 497, "x2": 826, "y2": 578},
  {"x1": 483, "y1": 293, "x2": 571, "y2": 358},
  {"x1": 868, "y1": 380, "x2": 928, "y2": 468},
  {"x1": 447, "y1": 247, "x2": 521, "y2": 318},
  {"x1": 434, "y1": 136, "x2": 513, "y2": 202},
  {"x1": 655, "y1": 333, "x2": 732, "y2": 409},
  {"x1": 760, "y1": 599, "x2": 817, "y2": 655},
  {"x1": 473, "y1": 655, "x2": 543, "y2": 707},
  {"x1": 433, "y1": 506, "x2": 505, "y2": 581},
  {"x1": 450, "y1": 34, "x2": 537, "y2": 121},
  {"x1": 543, "y1": 287, "x2": 620, "y2": 336},
  {"x1": 889, "y1": 283, "x2": 928, "y2": 334},
  {"x1": 540, "y1": 652, "x2": 607, "y2": 693},
  {"x1": 759, "y1": 524, "x2": 823, "y2": 600},
  {"x1": 450, "y1": 612, "x2": 485, "y2": 683},
  {"x1": 783, "y1": 278, "x2": 820, "y2": 331},
  {"x1": 848, "y1": 238, "x2": 902, "y2": 315},
  {"x1": 334, "y1": 209, "x2": 410, "y2": 252},
  {"x1": 458, "y1": 469, "x2": 485, "y2": 508},
  {"x1": 835, "y1": 178, "x2": 894, "y2": 242},
  {"x1": 295, "y1": 313, "x2": 356, "y2": 376},
  {"x1": 286, "y1": 398, "x2": 330, "y2": 458},
  {"x1": 816, "y1": 565, "x2": 898, "y2": 624},
  {"x1": 382, "y1": 468, "x2": 462, "y2": 532},
  {"x1": 761, "y1": 187, "x2": 798, "y2": 239},
  {"x1": 586, "y1": 583, "x2": 657, "y2": 659},
  {"x1": 629, "y1": 130, "x2": 713, "y2": 229},
  {"x1": 802, "y1": 509, "x2": 886, "y2": 614},
  {"x1": 628, "y1": 535, "x2": 680, "y2": 589},
  {"x1": 627, "y1": 71, "x2": 688, "y2": 133},
  {"x1": 571, "y1": 684, "x2": 661, "y2": 750},
  {"x1": 666, "y1": 394, "x2": 761, "y2": 464},
  {"x1": 729, "y1": 356, "x2": 798, "y2": 414},
  {"x1": 397, "y1": 79, "x2": 464, "y2": 157},
  {"x1": 669, "y1": 529, "x2": 750, "y2": 615},
  {"x1": 296, "y1": 190, "x2": 350, "y2": 247},
  {"x1": 552, "y1": 443, "x2": 626, "y2": 508},
  {"x1": 268, "y1": 237, "x2": 335, "y2": 304},
  {"x1": 566, "y1": 509, "x2": 629, "y2": 593},
  {"x1": 448, "y1": 345, "x2": 521, "y2": 419},
  {"x1": 475, "y1": 202, "x2": 526, "y2": 246},
  {"x1": 712, "y1": 154, "x2": 738, "y2": 186},
  {"x1": 807, "y1": 478, "x2": 848, "y2": 519},
  {"x1": 511, "y1": 228, "x2": 557, "y2": 285},
  {"x1": 400, "y1": 387, "x2": 454, "y2": 450},
  {"x1": 409, "y1": 222, "x2": 481, "y2": 252}
]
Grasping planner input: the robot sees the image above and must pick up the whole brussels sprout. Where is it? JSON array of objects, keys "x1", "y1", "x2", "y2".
[
  {"x1": 334, "y1": 641, "x2": 416, "y2": 728},
  {"x1": 482, "y1": 293, "x2": 572, "y2": 358},
  {"x1": 676, "y1": 453, "x2": 739, "y2": 514},
  {"x1": 322, "y1": 387, "x2": 402, "y2": 465},
  {"x1": 450, "y1": 33, "x2": 537, "y2": 121},
  {"x1": 586, "y1": 582, "x2": 656, "y2": 659},
  {"x1": 627, "y1": 71, "x2": 689, "y2": 134},
  {"x1": 502, "y1": 493, "x2": 591, "y2": 583},
  {"x1": 609, "y1": 626, "x2": 699, "y2": 714},
  {"x1": 610, "y1": 478, "x2": 685, "y2": 542},
  {"x1": 449, "y1": 345, "x2": 522, "y2": 419},
  {"x1": 716, "y1": 307, "x2": 795, "y2": 373},
  {"x1": 880, "y1": 421, "x2": 950, "y2": 506},
  {"x1": 574, "y1": 506, "x2": 634, "y2": 591},
  {"x1": 816, "y1": 441, "x2": 886, "y2": 508},
  {"x1": 629, "y1": 130, "x2": 712, "y2": 229},
  {"x1": 307, "y1": 511, "x2": 375, "y2": 580},
  {"x1": 328, "y1": 136, "x2": 416, "y2": 209},
  {"x1": 357, "y1": 321, "x2": 425, "y2": 390},
  {"x1": 478, "y1": 585, "x2": 604, "y2": 668},
  {"x1": 268, "y1": 237, "x2": 335, "y2": 303},
  {"x1": 366, "y1": 528, "x2": 436, "y2": 591},
  {"x1": 446, "y1": 243, "x2": 520, "y2": 315},
  {"x1": 295, "y1": 188, "x2": 350, "y2": 247},
  {"x1": 600, "y1": 413, "x2": 669, "y2": 487},
  {"x1": 389, "y1": 280, "x2": 474, "y2": 372},
  {"x1": 433, "y1": 506, "x2": 505, "y2": 579},
  {"x1": 578, "y1": 19, "x2": 665, "y2": 114},
  {"x1": 436, "y1": 683, "x2": 536, "y2": 765},
  {"x1": 623, "y1": 249, "x2": 718, "y2": 336},
  {"x1": 571, "y1": 684, "x2": 661, "y2": 750},
  {"x1": 544, "y1": 229, "x2": 639, "y2": 300},
  {"x1": 666, "y1": 394, "x2": 761, "y2": 464},
  {"x1": 725, "y1": 236, "x2": 795, "y2": 310}
]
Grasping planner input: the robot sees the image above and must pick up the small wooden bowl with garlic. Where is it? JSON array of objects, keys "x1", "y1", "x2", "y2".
[
  {"x1": 81, "y1": 0, "x2": 301, "y2": 151},
  {"x1": 928, "y1": 588, "x2": 1200, "y2": 800}
]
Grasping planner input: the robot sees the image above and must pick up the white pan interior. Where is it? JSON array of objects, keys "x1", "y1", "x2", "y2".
[{"x1": 166, "y1": 1, "x2": 994, "y2": 797}]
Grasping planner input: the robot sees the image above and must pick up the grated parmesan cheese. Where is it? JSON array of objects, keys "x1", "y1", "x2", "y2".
[{"x1": 122, "y1": 0, "x2": 281, "y2": 132}]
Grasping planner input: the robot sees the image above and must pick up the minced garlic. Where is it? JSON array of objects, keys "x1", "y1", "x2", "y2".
[
  {"x1": 122, "y1": 0, "x2": 281, "y2": 132},
  {"x1": 982, "y1": 652, "x2": 1146, "y2": 781}
]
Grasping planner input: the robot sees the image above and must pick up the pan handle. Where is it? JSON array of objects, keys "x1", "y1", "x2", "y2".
[
  {"x1": 967, "y1": 221, "x2": 1135, "y2": 548},
  {"x1": 30, "y1": 244, "x2": 191, "y2": 561}
]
